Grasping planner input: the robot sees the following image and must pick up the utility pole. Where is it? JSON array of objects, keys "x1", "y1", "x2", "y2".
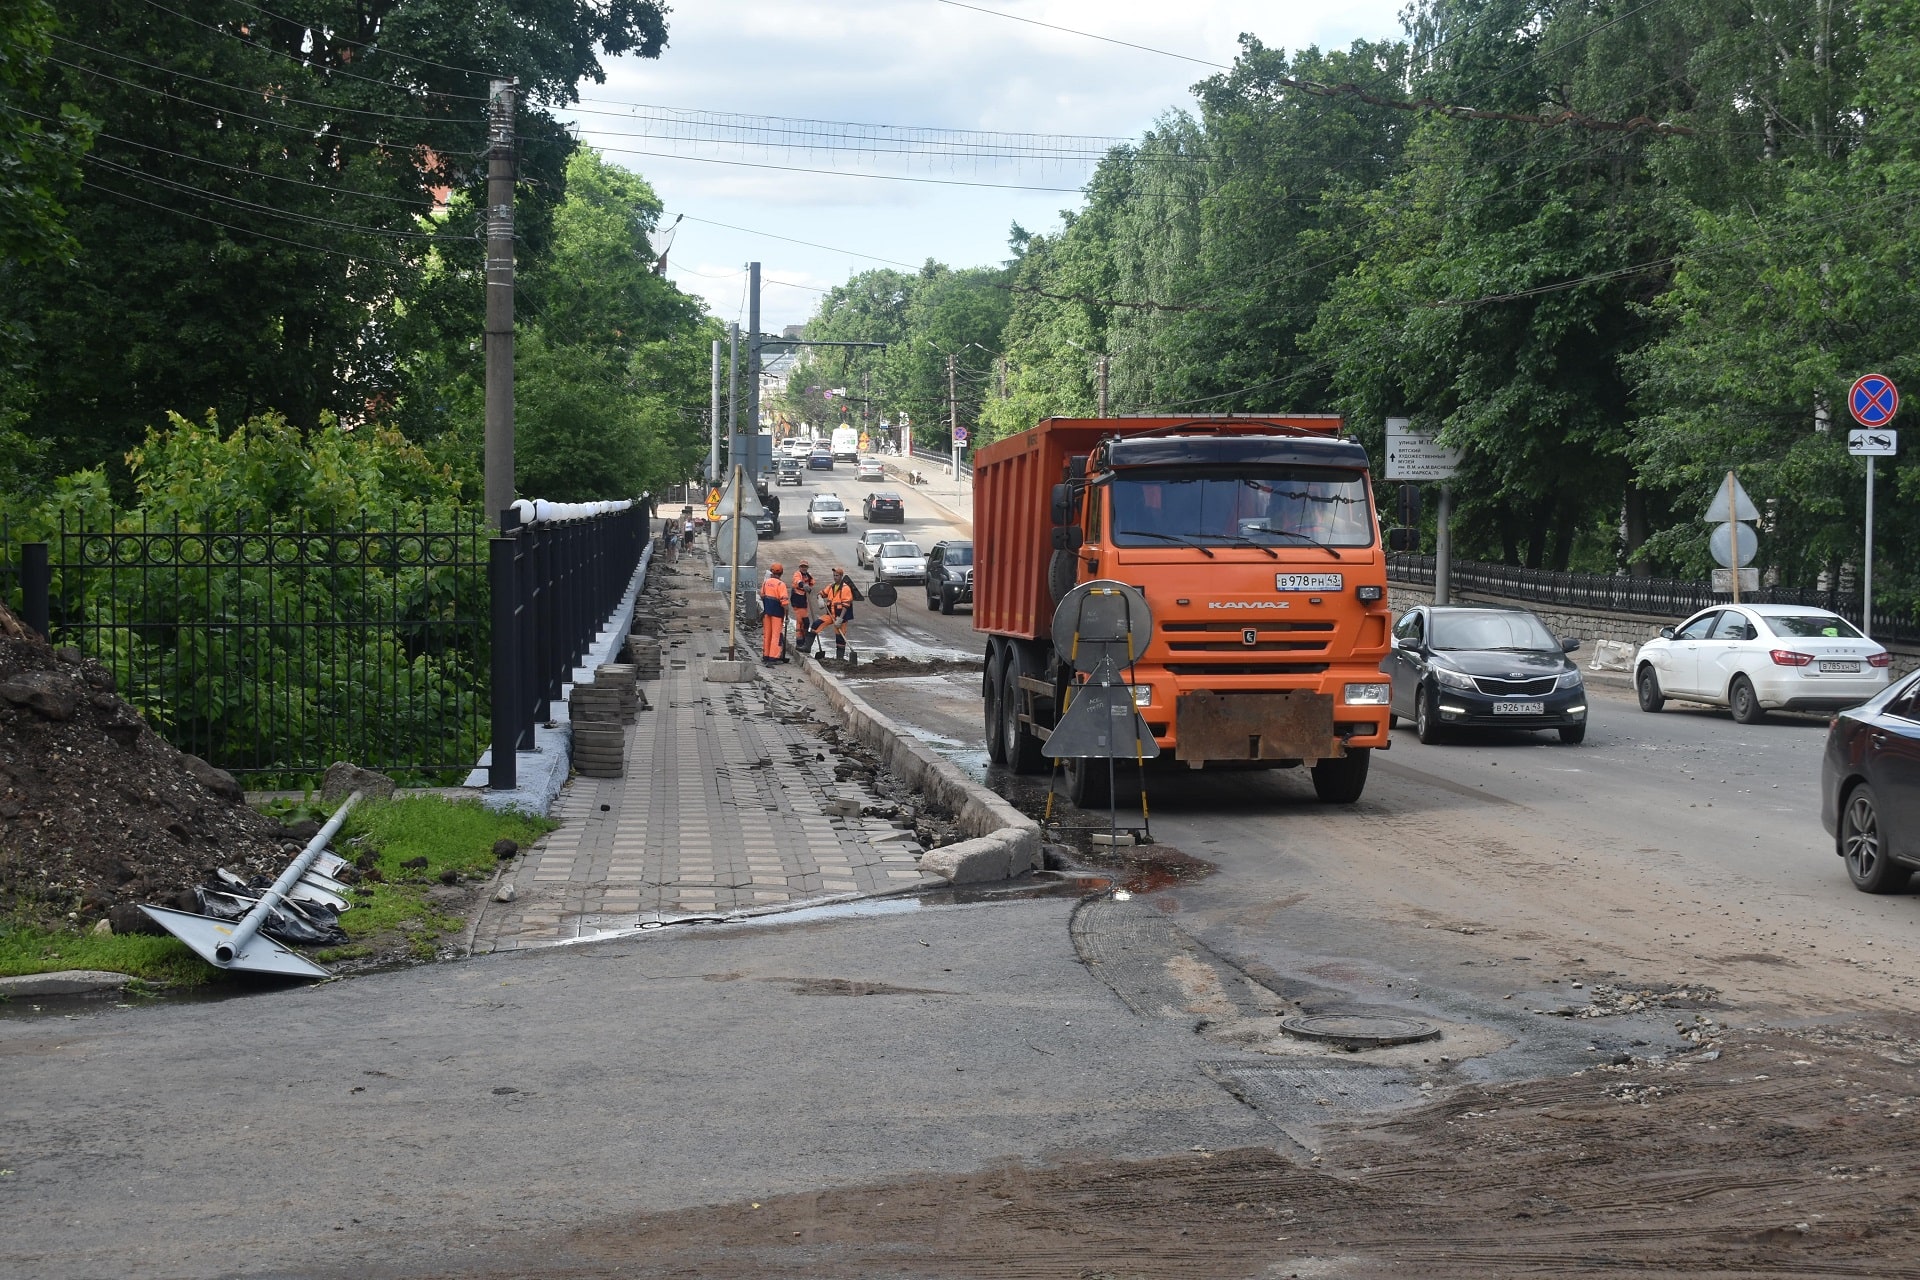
[
  {"x1": 726, "y1": 321, "x2": 739, "y2": 477},
  {"x1": 1097, "y1": 355, "x2": 1110, "y2": 417},
  {"x1": 483, "y1": 78, "x2": 516, "y2": 527},
  {"x1": 997, "y1": 357, "x2": 1006, "y2": 400},
  {"x1": 948, "y1": 353, "x2": 959, "y2": 479},
  {"x1": 1434, "y1": 484, "x2": 1453, "y2": 605},
  {"x1": 745, "y1": 261, "x2": 761, "y2": 485},
  {"x1": 708, "y1": 339, "x2": 721, "y2": 488},
  {"x1": 861, "y1": 370, "x2": 870, "y2": 439}
]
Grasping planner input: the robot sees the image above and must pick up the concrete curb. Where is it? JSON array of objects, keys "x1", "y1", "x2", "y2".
[
  {"x1": 0, "y1": 969, "x2": 132, "y2": 997},
  {"x1": 797, "y1": 658, "x2": 1040, "y2": 885}
]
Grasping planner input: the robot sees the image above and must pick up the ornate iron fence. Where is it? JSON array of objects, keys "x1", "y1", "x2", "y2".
[
  {"x1": 1386, "y1": 553, "x2": 1920, "y2": 644},
  {"x1": 35, "y1": 512, "x2": 492, "y2": 785}
]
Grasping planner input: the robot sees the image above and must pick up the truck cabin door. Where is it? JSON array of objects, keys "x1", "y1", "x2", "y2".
[{"x1": 1081, "y1": 481, "x2": 1105, "y2": 576}]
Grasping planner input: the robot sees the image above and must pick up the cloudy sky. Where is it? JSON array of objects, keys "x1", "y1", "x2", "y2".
[{"x1": 559, "y1": 2, "x2": 1406, "y2": 331}]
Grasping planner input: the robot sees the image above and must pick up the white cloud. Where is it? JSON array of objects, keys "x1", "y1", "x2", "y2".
[{"x1": 566, "y1": 1, "x2": 1405, "y2": 329}]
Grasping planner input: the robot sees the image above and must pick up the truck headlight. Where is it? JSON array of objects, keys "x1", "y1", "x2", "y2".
[
  {"x1": 1344, "y1": 682, "x2": 1391, "y2": 705},
  {"x1": 1131, "y1": 685, "x2": 1153, "y2": 707},
  {"x1": 1433, "y1": 666, "x2": 1476, "y2": 690}
]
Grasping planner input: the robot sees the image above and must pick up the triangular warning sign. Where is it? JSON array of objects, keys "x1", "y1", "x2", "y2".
[{"x1": 1701, "y1": 472, "x2": 1760, "y2": 524}]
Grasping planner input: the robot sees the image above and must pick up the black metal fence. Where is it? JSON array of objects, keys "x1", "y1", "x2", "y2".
[
  {"x1": 20, "y1": 513, "x2": 493, "y2": 784},
  {"x1": 1387, "y1": 553, "x2": 1920, "y2": 644},
  {"x1": 488, "y1": 503, "x2": 649, "y2": 790}
]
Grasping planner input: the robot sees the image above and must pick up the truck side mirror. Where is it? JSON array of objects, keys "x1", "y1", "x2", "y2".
[
  {"x1": 1387, "y1": 527, "x2": 1418, "y2": 552},
  {"x1": 1051, "y1": 526, "x2": 1083, "y2": 551},
  {"x1": 1050, "y1": 483, "x2": 1074, "y2": 526}
]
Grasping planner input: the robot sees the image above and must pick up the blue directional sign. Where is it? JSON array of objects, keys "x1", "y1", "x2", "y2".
[{"x1": 1849, "y1": 373, "x2": 1900, "y2": 427}]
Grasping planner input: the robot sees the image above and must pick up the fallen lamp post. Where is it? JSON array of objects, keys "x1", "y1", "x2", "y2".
[{"x1": 141, "y1": 790, "x2": 365, "y2": 979}]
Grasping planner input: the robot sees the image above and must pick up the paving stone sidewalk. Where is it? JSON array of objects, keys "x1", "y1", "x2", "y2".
[{"x1": 473, "y1": 562, "x2": 942, "y2": 952}]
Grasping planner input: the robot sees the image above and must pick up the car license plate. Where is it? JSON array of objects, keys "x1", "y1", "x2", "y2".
[
  {"x1": 1819, "y1": 660, "x2": 1861, "y2": 673},
  {"x1": 1274, "y1": 573, "x2": 1344, "y2": 592},
  {"x1": 1493, "y1": 700, "x2": 1544, "y2": 715}
]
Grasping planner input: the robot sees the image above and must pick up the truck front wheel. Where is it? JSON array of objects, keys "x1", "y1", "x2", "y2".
[
  {"x1": 1310, "y1": 749, "x2": 1370, "y2": 804},
  {"x1": 983, "y1": 649, "x2": 1007, "y2": 766}
]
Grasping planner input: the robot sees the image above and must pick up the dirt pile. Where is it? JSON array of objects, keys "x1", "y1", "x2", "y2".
[{"x1": 0, "y1": 602, "x2": 286, "y2": 932}]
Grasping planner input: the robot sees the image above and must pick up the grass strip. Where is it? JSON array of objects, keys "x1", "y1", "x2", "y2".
[{"x1": 0, "y1": 796, "x2": 553, "y2": 983}]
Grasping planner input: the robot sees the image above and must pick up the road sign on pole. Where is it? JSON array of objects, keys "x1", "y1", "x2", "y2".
[
  {"x1": 1383, "y1": 417, "x2": 1461, "y2": 481},
  {"x1": 1845, "y1": 377, "x2": 1899, "y2": 637},
  {"x1": 1849, "y1": 373, "x2": 1899, "y2": 427},
  {"x1": 952, "y1": 425, "x2": 969, "y2": 447}
]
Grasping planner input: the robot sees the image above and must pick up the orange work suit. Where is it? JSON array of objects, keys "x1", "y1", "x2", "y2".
[{"x1": 760, "y1": 574, "x2": 790, "y2": 662}]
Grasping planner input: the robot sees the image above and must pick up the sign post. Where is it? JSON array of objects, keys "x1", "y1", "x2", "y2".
[
  {"x1": 1848, "y1": 374, "x2": 1900, "y2": 637},
  {"x1": 1384, "y1": 418, "x2": 1463, "y2": 603}
]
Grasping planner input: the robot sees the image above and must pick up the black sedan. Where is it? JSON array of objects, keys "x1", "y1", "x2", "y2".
[
  {"x1": 863, "y1": 491, "x2": 904, "y2": 522},
  {"x1": 1383, "y1": 605, "x2": 1588, "y2": 744},
  {"x1": 1821, "y1": 669, "x2": 1920, "y2": 894}
]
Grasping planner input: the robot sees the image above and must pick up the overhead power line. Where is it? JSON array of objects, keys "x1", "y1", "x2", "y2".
[{"x1": 82, "y1": 178, "x2": 422, "y2": 269}]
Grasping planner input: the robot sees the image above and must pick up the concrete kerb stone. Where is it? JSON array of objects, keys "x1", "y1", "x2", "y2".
[
  {"x1": 0, "y1": 969, "x2": 132, "y2": 997},
  {"x1": 798, "y1": 658, "x2": 1040, "y2": 885}
]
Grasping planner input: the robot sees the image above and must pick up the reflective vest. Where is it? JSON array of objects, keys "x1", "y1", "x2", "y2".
[
  {"x1": 760, "y1": 576, "x2": 789, "y2": 618},
  {"x1": 823, "y1": 580, "x2": 854, "y2": 615}
]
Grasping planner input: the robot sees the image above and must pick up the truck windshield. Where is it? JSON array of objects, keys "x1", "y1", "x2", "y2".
[{"x1": 1108, "y1": 468, "x2": 1374, "y2": 548}]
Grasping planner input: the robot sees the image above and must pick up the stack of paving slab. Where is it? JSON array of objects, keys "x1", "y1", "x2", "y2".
[{"x1": 569, "y1": 667, "x2": 636, "y2": 779}]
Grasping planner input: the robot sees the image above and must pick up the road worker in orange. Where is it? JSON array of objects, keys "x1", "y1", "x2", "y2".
[
  {"x1": 822, "y1": 566, "x2": 856, "y2": 662},
  {"x1": 760, "y1": 562, "x2": 790, "y2": 664}
]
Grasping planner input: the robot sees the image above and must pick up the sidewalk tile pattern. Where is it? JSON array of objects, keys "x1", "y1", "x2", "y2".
[{"x1": 475, "y1": 570, "x2": 943, "y2": 951}]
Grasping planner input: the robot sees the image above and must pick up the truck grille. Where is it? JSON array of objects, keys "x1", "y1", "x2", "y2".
[
  {"x1": 1471, "y1": 675, "x2": 1557, "y2": 696},
  {"x1": 1160, "y1": 620, "x2": 1333, "y2": 656}
]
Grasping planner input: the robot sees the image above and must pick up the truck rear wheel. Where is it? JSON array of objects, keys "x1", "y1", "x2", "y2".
[
  {"x1": 1001, "y1": 661, "x2": 1046, "y2": 774},
  {"x1": 1310, "y1": 749, "x2": 1370, "y2": 804},
  {"x1": 984, "y1": 649, "x2": 1008, "y2": 767}
]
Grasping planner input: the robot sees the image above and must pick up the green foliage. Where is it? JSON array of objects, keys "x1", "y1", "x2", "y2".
[
  {"x1": 15, "y1": 412, "x2": 488, "y2": 785},
  {"x1": 2, "y1": 0, "x2": 674, "y2": 490}
]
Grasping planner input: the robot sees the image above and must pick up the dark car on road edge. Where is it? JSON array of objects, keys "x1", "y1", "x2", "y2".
[
  {"x1": 925, "y1": 540, "x2": 973, "y2": 615},
  {"x1": 1822, "y1": 667, "x2": 1920, "y2": 894},
  {"x1": 1384, "y1": 604, "x2": 1587, "y2": 744},
  {"x1": 863, "y1": 491, "x2": 904, "y2": 522}
]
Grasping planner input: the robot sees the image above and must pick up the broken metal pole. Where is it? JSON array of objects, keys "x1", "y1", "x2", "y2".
[{"x1": 215, "y1": 790, "x2": 363, "y2": 965}]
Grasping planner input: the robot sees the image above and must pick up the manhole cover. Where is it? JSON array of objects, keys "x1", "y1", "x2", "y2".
[{"x1": 1277, "y1": 1013, "x2": 1440, "y2": 1048}]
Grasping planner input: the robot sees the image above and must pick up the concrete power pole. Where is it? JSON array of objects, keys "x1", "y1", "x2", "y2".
[
  {"x1": 745, "y1": 262, "x2": 761, "y2": 485},
  {"x1": 1097, "y1": 355, "x2": 1109, "y2": 417},
  {"x1": 709, "y1": 338, "x2": 721, "y2": 487},
  {"x1": 483, "y1": 78, "x2": 516, "y2": 527},
  {"x1": 726, "y1": 321, "x2": 739, "y2": 475},
  {"x1": 948, "y1": 353, "x2": 959, "y2": 479}
]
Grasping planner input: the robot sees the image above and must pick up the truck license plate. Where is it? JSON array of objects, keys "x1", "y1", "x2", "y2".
[
  {"x1": 1819, "y1": 660, "x2": 1860, "y2": 673},
  {"x1": 1274, "y1": 573, "x2": 1344, "y2": 592},
  {"x1": 1493, "y1": 700, "x2": 1544, "y2": 715}
]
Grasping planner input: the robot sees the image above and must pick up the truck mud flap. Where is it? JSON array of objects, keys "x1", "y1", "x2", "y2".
[{"x1": 1174, "y1": 691, "x2": 1342, "y2": 765}]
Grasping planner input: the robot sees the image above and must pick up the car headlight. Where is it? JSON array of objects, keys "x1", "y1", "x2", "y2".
[
  {"x1": 1556, "y1": 670, "x2": 1584, "y2": 690},
  {"x1": 1433, "y1": 665, "x2": 1476, "y2": 690},
  {"x1": 1344, "y1": 682, "x2": 1391, "y2": 706}
]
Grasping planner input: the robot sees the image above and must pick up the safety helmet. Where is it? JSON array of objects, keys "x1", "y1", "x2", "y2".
[{"x1": 768, "y1": 562, "x2": 784, "y2": 575}]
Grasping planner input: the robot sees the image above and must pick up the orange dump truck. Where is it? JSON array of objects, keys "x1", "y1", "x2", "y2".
[{"x1": 973, "y1": 416, "x2": 1393, "y2": 807}]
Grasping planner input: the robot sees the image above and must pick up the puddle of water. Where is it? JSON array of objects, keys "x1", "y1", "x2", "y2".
[{"x1": 0, "y1": 973, "x2": 310, "y2": 1019}]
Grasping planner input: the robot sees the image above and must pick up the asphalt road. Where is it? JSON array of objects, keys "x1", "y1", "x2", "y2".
[{"x1": 767, "y1": 464, "x2": 980, "y2": 661}]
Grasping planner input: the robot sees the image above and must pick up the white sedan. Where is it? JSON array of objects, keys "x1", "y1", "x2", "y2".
[
  {"x1": 806, "y1": 495, "x2": 848, "y2": 532},
  {"x1": 1634, "y1": 603, "x2": 1890, "y2": 723},
  {"x1": 856, "y1": 458, "x2": 885, "y2": 481}
]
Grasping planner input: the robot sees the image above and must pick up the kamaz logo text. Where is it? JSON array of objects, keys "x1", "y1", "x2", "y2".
[{"x1": 1207, "y1": 601, "x2": 1290, "y2": 610}]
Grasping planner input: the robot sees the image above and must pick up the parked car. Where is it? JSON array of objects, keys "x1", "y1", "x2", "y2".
[
  {"x1": 924, "y1": 539, "x2": 974, "y2": 614},
  {"x1": 1821, "y1": 667, "x2": 1920, "y2": 894},
  {"x1": 856, "y1": 458, "x2": 885, "y2": 481},
  {"x1": 806, "y1": 494, "x2": 848, "y2": 532},
  {"x1": 1383, "y1": 605, "x2": 1587, "y2": 744},
  {"x1": 862, "y1": 491, "x2": 905, "y2": 522},
  {"x1": 1634, "y1": 604, "x2": 1889, "y2": 724},
  {"x1": 872, "y1": 541, "x2": 926, "y2": 585},
  {"x1": 774, "y1": 457, "x2": 803, "y2": 486},
  {"x1": 808, "y1": 448, "x2": 834, "y2": 470},
  {"x1": 855, "y1": 527, "x2": 909, "y2": 568}
]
